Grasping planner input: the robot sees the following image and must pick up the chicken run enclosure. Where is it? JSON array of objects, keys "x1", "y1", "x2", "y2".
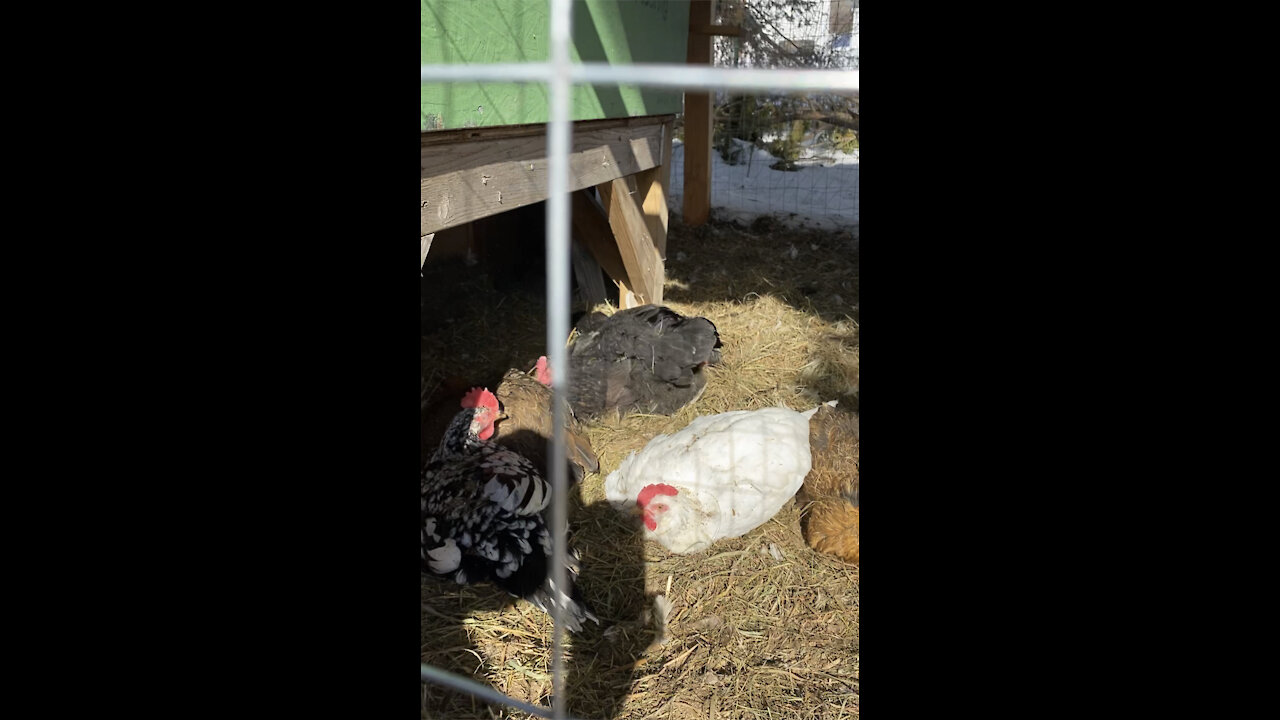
[{"x1": 421, "y1": 2, "x2": 860, "y2": 718}]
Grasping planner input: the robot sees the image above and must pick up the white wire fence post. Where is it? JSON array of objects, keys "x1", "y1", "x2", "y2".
[{"x1": 545, "y1": 1, "x2": 573, "y2": 719}]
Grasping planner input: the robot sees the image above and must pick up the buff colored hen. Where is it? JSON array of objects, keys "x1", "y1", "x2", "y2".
[
  {"x1": 492, "y1": 358, "x2": 599, "y2": 483},
  {"x1": 798, "y1": 404, "x2": 859, "y2": 564}
]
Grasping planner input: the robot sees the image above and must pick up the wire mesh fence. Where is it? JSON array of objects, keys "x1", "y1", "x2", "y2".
[
  {"x1": 671, "y1": 0, "x2": 859, "y2": 228},
  {"x1": 421, "y1": 2, "x2": 859, "y2": 718}
]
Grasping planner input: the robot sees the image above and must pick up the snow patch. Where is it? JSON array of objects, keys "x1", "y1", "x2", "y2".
[{"x1": 669, "y1": 138, "x2": 859, "y2": 231}]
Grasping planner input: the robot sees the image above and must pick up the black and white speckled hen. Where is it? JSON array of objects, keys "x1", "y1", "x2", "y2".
[
  {"x1": 421, "y1": 387, "x2": 598, "y2": 632},
  {"x1": 560, "y1": 305, "x2": 723, "y2": 419}
]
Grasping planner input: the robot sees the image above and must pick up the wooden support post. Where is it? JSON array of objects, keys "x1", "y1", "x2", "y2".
[
  {"x1": 631, "y1": 166, "x2": 669, "y2": 263},
  {"x1": 571, "y1": 190, "x2": 630, "y2": 288},
  {"x1": 690, "y1": 24, "x2": 742, "y2": 37},
  {"x1": 421, "y1": 233, "x2": 435, "y2": 269},
  {"x1": 570, "y1": 239, "x2": 609, "y2": 310},
  {"x1": 646, "y1": 119, "x2": 675, "y2": 260},
  {"x1": 683, "y1": 0, "x2": 714, "y2": 227},
  {"x1": 659, "y1": 118, "x2": 675, "y2": 206},
  {"x1": 600, "y1": 176, "x2": 664, "y2": 308}
]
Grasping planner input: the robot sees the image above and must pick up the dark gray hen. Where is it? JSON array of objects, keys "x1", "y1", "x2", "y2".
[
  {"x1": 565, "y1": 305, "x2": 723, "y2": 419},
  {"x1": 421, "y1": 387, "x2": 598, "y2": 632}
]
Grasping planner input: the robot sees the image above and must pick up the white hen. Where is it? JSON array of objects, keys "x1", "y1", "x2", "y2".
[{"x1": 605, "y1": 401, "x2": 835, "y2": 554}]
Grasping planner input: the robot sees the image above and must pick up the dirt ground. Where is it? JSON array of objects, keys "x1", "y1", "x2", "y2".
[{"x1": 422, "y1": 213, "x2": 860, "y2": 719}]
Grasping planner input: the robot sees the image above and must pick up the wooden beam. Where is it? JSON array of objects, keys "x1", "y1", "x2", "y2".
[
  {"x1": 683, "y1": 0, "x2": 714, "y2": 227},
  {"x1": 633, "y1": 166, "x2": 669, "y2": 262},
  {"x1": 421, "y1": 224, "x2": 477, "y2": 267},
  {"x1": 421, "y1": 122, "x2": 665, "y2": 235},
  {"x1": 653, "y1": 119, "x2": 674, "y2": 260},
  {"x1": 421, "y1": 115, "x2": 671, "y2": 146},
  {"x1": 570, "y1": 239, "x2": 609, "y2": 310},
  {"x1": 571, "y1": 190, "x2": 631, "y2": 297},
  {"x1": 420, "y1": 233, "x2": 434, "y2": 268},
  {"x1": 690, "y1": 24, "x2": 742, "y2": 36},
  {"x1": 600, "y1": 177, "x2": 664, "y2": 308},
  {"x1": 659, "y1": 119, "x2": 675, "y2": 203}
]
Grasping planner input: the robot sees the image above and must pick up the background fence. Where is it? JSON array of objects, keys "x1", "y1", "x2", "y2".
[{"x1": 671, "y1": 0, "x2": 859, "y2": 229}]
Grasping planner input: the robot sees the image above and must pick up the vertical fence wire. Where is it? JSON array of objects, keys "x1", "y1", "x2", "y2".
[{"x1": 545, "y1": 1, "x2": 573, "y2": 718}]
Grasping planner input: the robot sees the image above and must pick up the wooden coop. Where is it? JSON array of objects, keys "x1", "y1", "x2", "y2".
[{"x1": 421, "y1": 0, "x2": 728, "y2": 309}]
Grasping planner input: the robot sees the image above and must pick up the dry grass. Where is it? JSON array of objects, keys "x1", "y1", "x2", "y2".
[{"x1": 422, "y1": 218, "x2": 859, "y2": 719}]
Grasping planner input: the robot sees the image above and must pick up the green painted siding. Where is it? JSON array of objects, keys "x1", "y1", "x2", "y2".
[{"x1": 422, "y1": 0, "x2": 689, "y2": 130}]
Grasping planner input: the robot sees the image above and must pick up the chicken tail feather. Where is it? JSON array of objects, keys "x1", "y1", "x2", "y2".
[{"x1": 527, "y1": 566, "x2": 600, "y2": 633}]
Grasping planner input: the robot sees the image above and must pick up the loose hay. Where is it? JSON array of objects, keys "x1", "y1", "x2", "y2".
[{"x1": 423, "y1": 218, "x2": 859, "y2": 719}]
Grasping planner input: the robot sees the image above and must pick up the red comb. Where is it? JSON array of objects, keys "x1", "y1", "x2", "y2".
[
  {"x1": 637, "y1": 483, "x2": 679, "y2": 508},
  {"x1": 534, "y1": 356, "x2": 552, "y2": 386},
  {"x1": 460, "y1": 387, "x2": 498, "y2": 411}
]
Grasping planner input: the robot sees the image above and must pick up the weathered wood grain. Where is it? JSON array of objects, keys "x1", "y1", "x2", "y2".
[
  {"x1": 422, "y1": 123, "x2": 664, "y2": 235},
  {"x1": 571, "y1": 190, "x2": 632, "y2": 300},
  {"x1": 599, "y1": 176, "x2": 664, "y2": 307}
]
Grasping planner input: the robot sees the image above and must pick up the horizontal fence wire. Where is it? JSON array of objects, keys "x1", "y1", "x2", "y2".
[
  {"x1": 420, "y1": 664, "x2": 588, "y2": 720},
  {"x1": 420, "y1": 62, "x2": 858, "y2": 93}
]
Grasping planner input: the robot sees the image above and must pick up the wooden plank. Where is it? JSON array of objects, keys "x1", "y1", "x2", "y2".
[
  {"x1": 690, "y1": 24, "x2": 742, "y2": 36},
  {"x1": 421, "y1": 233, "x2": 435, "y2": 268},
  {"x1": 571, "y1": 190, "x2": 630, "y2": 293},
  {"x1": 600, "y1": 177, "x2": 664, "y2": 308},
  {"x1": 421, "y1": 115, "x2": 672, "y2": 147},
  {"x1": 659, "y1": 119, "x2": 675, "y2": 202},
  {"x1": 633, "y1": 166, "x2": 669, "y2": 262},
  {"x1": 683, "y1": 0, "x2": 714, "y2": 227},
  {"x1": 642, "y1": 119, "x2": 675, "y2": 260},
  {"x1": 570, "y1": 239, "x2": 609, "y2": 310},
  {"x1": 422, "y1": 123, "x2": 664, "y2": 235},
  {"x1": 421, "y1": 224, "x2": 478, "y2": 267}
]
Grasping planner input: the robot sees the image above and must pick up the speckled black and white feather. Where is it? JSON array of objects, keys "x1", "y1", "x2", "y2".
[{"x1": 422, "y1": 406, "x2": 598, "y2": 632}]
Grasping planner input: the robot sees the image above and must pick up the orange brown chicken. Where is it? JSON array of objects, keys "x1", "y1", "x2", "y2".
[
  {"x1": 492, "y1": 358, "x2": 599, "y2": 483},
  {"x1": 798, "y1": 404, "x2": 859, "y2": 564}
]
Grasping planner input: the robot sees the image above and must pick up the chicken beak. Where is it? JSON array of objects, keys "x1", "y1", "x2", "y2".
[{"x1": 627, "y1": 504, "x2": 646, "y2": 518}]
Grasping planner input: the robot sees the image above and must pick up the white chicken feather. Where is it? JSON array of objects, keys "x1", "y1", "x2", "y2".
[{"x1": 605, "y1": 401, "x2": 836, "y2": 554}]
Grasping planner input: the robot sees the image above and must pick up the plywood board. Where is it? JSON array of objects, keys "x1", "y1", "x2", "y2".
[{"x1": 421, "y1": 0, "x2": 690, "y2": 130}]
